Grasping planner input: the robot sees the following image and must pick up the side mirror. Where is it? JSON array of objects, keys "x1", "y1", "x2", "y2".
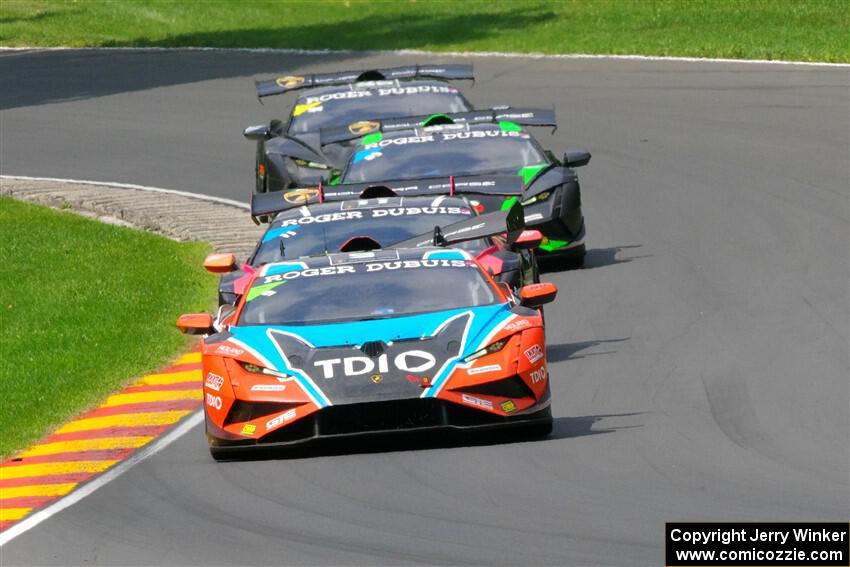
[
  {"x1": 511, "y1": 229, "x2": 544, "y2": 251},
  {"x1": 176, "y1": 313, "x2": 214, "y2": 335},
  {"x1": 519, "y1": 282, "x2": 558, "y2": 308},
  {"x1": 203, "y1": 253, "x2": 237, "y2": 274},
  {"x1": 243, "y1": 124, "x2": 270, "y2": 141},
  {"x1": 563, "y1": 150, "x2": 591, "y2": 168}
]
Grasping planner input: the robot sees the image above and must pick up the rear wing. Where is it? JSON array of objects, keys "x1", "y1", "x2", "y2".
[
  {"x1": 250, "y1": 175, "x2": 523, "y2": 221},
  {"x1": 255, "y1": 64, "x2": 474, "y2": 99},
  {"x1": 319, "y1": 107, "x2": 557, "y2": 146},
  {"x1": 393, "y1": 201, "x2": 526, "y2": 249}
]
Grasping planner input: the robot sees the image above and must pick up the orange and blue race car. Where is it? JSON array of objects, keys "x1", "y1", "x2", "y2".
[{"x1": 177, "y1": 247, "x2": 558, "y2": 460}]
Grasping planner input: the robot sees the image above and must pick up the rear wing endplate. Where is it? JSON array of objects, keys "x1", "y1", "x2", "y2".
[
  {"x1": 250, "y1": 175, "x2": 523, "y2": 221},
  {"x1": 319, "y1": 107, "x2": 556, "y2": 146},
  {"x1": 255, "y1": 64, "x2": 474, "y2": 99}
]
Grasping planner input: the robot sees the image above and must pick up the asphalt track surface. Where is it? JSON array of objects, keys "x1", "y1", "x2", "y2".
[{"x1": 1, "y1": 50, "x2": 848, "y2": 566}]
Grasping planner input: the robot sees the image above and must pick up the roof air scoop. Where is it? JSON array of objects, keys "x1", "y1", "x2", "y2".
[
  {"x1": 422, "y1": 113, "x2": 454, "y2": 127},
  {"x1": 359, "y1": 185, "x2": 398, "y2": 199},
  {"x1": 356, "y1": 70, "x2": 387, "y2": 81},
  {"x1": 360, "y1": 340, "x2": 387, "y2": 358},
  {"x1": 339, "y1": 236, "x2": 382, "y2": 253}
]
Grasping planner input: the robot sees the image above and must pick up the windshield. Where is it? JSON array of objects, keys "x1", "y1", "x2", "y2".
[
  {"x1": 341, "y1": 128, "x2": 546, "y2": 182},
  {"x1": 252, "y1": 204, "x2": 482, "y2": 264},
  {"x1": 288, "y1": 85, "x2": 471, "y2": 135},
  {"x1": 239, "y1": 257, "x2": 498, "y2": 326}
]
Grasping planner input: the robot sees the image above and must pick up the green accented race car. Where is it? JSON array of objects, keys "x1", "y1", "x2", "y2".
[{"x1": 318, "y1": 109, "x2": 591, "y2": 266}]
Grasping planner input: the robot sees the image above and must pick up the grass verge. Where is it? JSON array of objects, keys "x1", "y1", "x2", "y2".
[
  {"x1": 0, "y1": 0, "x2": 847, "y2": 63},
  {"x1": 0, "y1": 198, "x2": 216, "y2": 458}
]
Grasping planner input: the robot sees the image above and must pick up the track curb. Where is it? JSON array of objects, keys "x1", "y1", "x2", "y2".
[{"x1": 0, "y1": 176, "x2": 263, "y2": 537}]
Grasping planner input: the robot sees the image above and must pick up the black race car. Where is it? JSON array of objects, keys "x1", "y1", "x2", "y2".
[
  {"x1": 244, "y1": 64, "x2": 475, "y2": 194},
  {"x1": 319, "y1": 109, "x2": 591, "y2": 266},
  {"x1": 208, "y1": 177, "x2": 542, "y2": 305}
]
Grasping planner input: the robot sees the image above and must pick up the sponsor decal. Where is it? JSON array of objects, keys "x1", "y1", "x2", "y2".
[
  {"x1": 375, "y1": 85, "x2": 456, "y2": 97},
  {"x1": 206, "y1": 393, "x2": 222, "y2": 410},
  {"x1": 530, "y1": 366, "x2": 546, "y2": 384},
  {"x1": 524, "y1": 213, "x2": 544, "y2": 222},
  {"x1": 348, "y1": 120, "x2": 380, "y2": 135},
  {"x1": 278, "y1": 206, "x2": 467, "y2": 227},
  {"x1": 283, "y1": 187, "x2": 320, "y2": 204},
  {"x1": 442, "y1": 130, "x2": 526, "y2": 141},
  {"x1": 467, "y1": 364, "x2": 502, "y2": 375},
  {"x1": 370, "y1": 373, "x2": 383, "y2": 384},
  {"x1": 292, "y1": 100, "x2": 323, "y2": 116},
  {"x1": 265, "y1": 408, "x2": 297, "y2": 430},
  {"x1": 364, "y1": 259, "x2": 471, "y2": 272},
  {"x1": 364, "y1": 135, "x2": 434, "y2": 150},
  {"x1": 314, "y1": 350, "x2": 438, "y2": 379},
  {"x1": 304, "y1": 90, "x2": 372, "y2": 104},
  {"x1": 353, "y1": 148, "x2": 383, "y2": 163},
  {"x1": 215, "y1": 344, "x2": 244, "y2": 357},
  {"x1": 505, "y1": 319, "x2": 531, "y2": 332},
  {"x1": 205, "y1": 373, "x2": 224, "y2": 392},
  {"x1": 241, "y1": 424, "x2": 256, "y2": 435},
  {"x1": 500, "y1": 400, "x2": 517, "y2": 413},
  {"x1": 259, "y1": 259, "x2": 473, "y2": 285},
  {"x1": 275, "y1": 75, "x2": 305, "y2": 89},
  {"x1": 461, "y1": 393, "x2": 494, "y2": 410},
  {"x1": 251, "y1": 384, "x2": 286, "y2": 392},
  {"x1": 302, "y1": 85, "x2": 455, "y2": 106},
  {"x1": 524, "y1": 344, "x2": 544, "y2": 364}
]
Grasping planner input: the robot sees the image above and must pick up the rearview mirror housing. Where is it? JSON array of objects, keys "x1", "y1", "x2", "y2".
[
  {"x1": 511, "y1": 229, "x2": 544, "y2": 251},
  {"x1": 243, "y1": 124, "x2": 270, "y2": 141},
  {"x1": 203, "y1": 253, "x2": 237, "y2": 274},
  {"x1": 563, "y1": 150, "x2": 591, "y2": 168},
  {"x1": 176, "y1": 313, "x2": 214, "y2": 335},
  {"x1": 519, "y1": 282, "x2": 558, "y2": 308}
]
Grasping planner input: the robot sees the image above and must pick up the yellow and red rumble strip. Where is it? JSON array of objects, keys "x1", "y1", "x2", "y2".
[{"x1": 0, "y1": 351, "x2": 203, "y2": 532}]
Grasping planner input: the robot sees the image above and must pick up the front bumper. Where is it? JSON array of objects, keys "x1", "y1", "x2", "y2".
[{"x1": 207, "y1": 397, "x2": 552, "y2": 451}]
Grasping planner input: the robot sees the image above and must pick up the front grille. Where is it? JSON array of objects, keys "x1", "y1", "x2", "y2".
[
  {"x1": 457, "y1": 375, "x2": 535, "y2": 399},
  {"x1": 256, "y1": 398, "x2": 530, "y2": 445},
  {"x1": 318, "y1": 398, "x2": 445, "y2": 435},
  {"x1": 224, "y1": 401, "x2": 296, "y2": 426}
]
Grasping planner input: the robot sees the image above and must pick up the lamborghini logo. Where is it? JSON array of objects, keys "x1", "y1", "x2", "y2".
[
  {"x1": 370, "y1": 374, "x2": 383, "y2": 384},
  {"x1": 348, "y1": 120, "x2": 380, "y2": 136},
  {"x1": 283, "y1": 187, "x2": 319, "y2": 204},
  {"x1": 275, "y1": 75, "x2": 305, "y2": 89}
]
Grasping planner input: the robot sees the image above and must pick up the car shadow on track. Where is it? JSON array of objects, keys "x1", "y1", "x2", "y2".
[
  {"x1": 213, "y1": 412, "x2": 645, "y2": 463},
  {"x1": 546, "y1": 337, "x2": 630, "y2": 362},
  {"x1": 539, "y1": 244, "x2": 650, "y2": 274}
]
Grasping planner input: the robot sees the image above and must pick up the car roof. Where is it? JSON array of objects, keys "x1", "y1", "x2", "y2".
[{"x1": 268, "y1": 195, "x2": 472, "y2": 227}]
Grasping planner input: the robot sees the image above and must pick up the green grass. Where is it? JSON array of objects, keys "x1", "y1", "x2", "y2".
[
  {"x1": 1, "y1": 0, "x2": 847, "y2": 63},
  {"x1": 0, "y1": 198, "x2": 217, "y2": 458}
]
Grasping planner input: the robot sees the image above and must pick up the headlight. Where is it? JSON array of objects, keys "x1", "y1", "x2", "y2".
[
  {"x1": 238, "y1": 361, "x2": 290, "y2": 379},
  {"x1": 521, "y1": 190, "x2": 551, "y2": 207},
  {"x1": 464, "y1": 338, "x2": 509, "y2": 362},
  {"x1": 293, "y1": 159, "x2": 330, "y2": 169}
]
